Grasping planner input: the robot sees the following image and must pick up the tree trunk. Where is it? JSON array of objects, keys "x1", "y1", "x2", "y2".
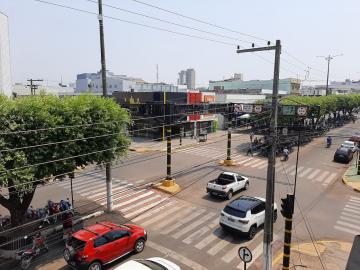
[{"x1": 0, "y1": 184, "x2": 37, "y2": 227}]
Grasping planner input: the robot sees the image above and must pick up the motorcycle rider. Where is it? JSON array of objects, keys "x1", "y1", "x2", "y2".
[
  {"x1": 283, "y1": 147, "x2": 289, "y2": 161},
  {"x1": 326, "y1": 136, "x2": 332, "y2": 147},
  {"x1": 32, "y1": 231, "x2": 46, "y2": 255}
]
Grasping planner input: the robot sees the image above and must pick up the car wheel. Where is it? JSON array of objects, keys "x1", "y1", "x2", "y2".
[
  {"x1": 226, "y1": 191, "x2": 233, "y2": 200},
  {"x1": 247, "y1": 225, "x2": 257, "y2": 240},
  {"x1": 244, "y1": 182, "x2": 249, "y2": 190},
  {"x1": 63, "y1": 248, "x2": 71, "y2": 262},
  {"x1": 20, "y1": 256, "x2": 32, "y2": 270},
  {"x1": 134, "y1": 238, "x2": 145, "y2": 253},
  {"x1": 88, "y1": 261, "x2": 102, "y2": 270},
  {"x1": 273, "y1": 211, "x2": 278, "y2": 222}
]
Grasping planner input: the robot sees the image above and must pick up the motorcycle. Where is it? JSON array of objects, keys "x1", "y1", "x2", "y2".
[{"x1": 15, "y1": 234, "x2": 48, "y2": 270}]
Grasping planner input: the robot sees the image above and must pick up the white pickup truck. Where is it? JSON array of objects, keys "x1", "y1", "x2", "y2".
[{"x1": 207, "y1": 172, "x2": 249, "y2": 200}]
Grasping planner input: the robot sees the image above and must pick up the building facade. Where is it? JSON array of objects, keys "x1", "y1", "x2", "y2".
[
  {"x1": 209, "y1": 74, "x2": 300, "y2": 94},
  {"x1": 177, "y1": 68, "x2": 196, "y2": 89},
  {"x1": 76, "y1": 70, "x2": 180, "y2": 95},
  {"x1": 0, "y1": 12, "x2": 12, "y2": 97}
]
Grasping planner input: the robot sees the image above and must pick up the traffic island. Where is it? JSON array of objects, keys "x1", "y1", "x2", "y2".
[
  {"x1": 342, "y1": 160, "x2": 360, "y2": 192},
  {"x1": 219, "y1": 159, "x2": 237, "y2": 166},
  {"x1": 153, "y1": 179, "x2": 181, "y2": 195}
]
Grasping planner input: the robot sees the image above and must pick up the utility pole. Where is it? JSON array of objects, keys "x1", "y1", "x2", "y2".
[
  {"x1": 98, "y1": 0, "x2": 112, "y2": 212},
  {"x1": 317, "y1": 54, "x2": 343, "y2": 96},
  {"x1": 27, "y1": 79, "x2": 43, "y2": 95},
  {"x1": 237, "y1": 40, "x2": 281, "y2": 270}
]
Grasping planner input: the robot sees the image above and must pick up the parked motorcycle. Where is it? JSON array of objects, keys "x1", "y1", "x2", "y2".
[{"x1": 15, "y1": 232, "x2": 48, "y2": 270}]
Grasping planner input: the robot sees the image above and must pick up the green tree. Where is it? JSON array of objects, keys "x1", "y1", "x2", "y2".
[{"x1": 0, "y1": 95, "x2": 130, "y2": 226}]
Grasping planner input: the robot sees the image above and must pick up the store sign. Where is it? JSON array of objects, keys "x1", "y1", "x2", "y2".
[
  {"x1": 282, "y1": 105, "x2": 296, "y2": 116},
  {"x1": 242, "y1": 104, "x2": 254, "y2": 113}
]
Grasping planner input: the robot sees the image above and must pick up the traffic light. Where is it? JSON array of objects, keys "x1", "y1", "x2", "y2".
[{"x1": 280, "y1": 194, "x2": 295, "y2": 218}]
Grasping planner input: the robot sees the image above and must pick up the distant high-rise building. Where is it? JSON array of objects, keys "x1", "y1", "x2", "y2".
[
  {"x1": 186, "y1": 68, "x2": 195, "y2": 89},
  {"x1": 177, "y1": 68, "x2": 196, "y2": 89},
  {"x1": 177, "y1": 70, "x2": 187, "y2": 85},
  {"x1": 0, "y1": 12, "x2": 12, "y2": 97}
]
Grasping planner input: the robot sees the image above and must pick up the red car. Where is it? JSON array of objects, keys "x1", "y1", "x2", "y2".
[{"x1": 63, "y1": 221, "x2": 147, "y2": 270}]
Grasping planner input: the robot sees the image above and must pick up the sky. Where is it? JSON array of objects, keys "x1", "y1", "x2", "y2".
[{"x1": 1, "y1": 0, "x2": 359, "y2": 87}]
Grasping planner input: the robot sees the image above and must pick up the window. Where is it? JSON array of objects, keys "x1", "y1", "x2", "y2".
[
  {"x1": 109, "y1": 84, "x2": 112, "y2": 88},
  {"x1": 137, "y1": 260, "x2": 167, "y2": 270},
  {"x1": 70, "y1": 237, "x2": 86, "y2": 251},
  {"x1": 224, "y1": 206, "x2": 247, "y2": 218},
  {"x1": 237, "y1": 175, "x2": 244, "y2": 181},
  {"x1": 105, "y1": 230, "x2": 130, "y2": 241},
  {"x1": 95, "y1": 85, "x2": 98, "y2": 88},
  {"x1": 114, "y1": 85, "x2": 118, "y2": 88},
  {"x1": 251, "y1": 203, "x2": 265, "y2": 215},
  {"x1": 94, "y1": 236, "x2": 109, "y2": 248}
]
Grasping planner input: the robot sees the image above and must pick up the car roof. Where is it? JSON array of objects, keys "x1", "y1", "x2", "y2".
[
  {"x1": 113, "y1": 260, "x2": 150, "y2": 270},
  {"x1": 73, "y1": 221, "x2": 123, "y2": 242},
  {"x1": 227, "y1": 196, "x2": 263, "y2": 212},
  {"x1": 343, "y1": 141, "x2": 354, "y2": 145},
  {"x1": 337, "y1": 147, "x2": 350, "y2": 153}
]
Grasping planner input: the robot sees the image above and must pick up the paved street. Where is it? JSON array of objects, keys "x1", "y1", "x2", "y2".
[{"x1": 2, "y1": 122, "x2": 360, "y2": 270}]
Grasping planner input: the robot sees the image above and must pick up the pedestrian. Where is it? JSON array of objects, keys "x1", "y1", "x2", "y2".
[{"x1": 246, "y1": 143, "x2": 253, "y2": 157}]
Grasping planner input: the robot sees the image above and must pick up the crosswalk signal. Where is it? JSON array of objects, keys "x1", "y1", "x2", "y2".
[{"x1": 281, "y1": 194, "x2": 295, "y2": 218}]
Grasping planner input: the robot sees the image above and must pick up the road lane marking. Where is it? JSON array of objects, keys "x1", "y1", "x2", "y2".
[
  {"x1": 340, "y1": 216, "x2": 360, "y2": 225},
  {"x1": 172, "y1": 212, "x2": 216, "y2": 239},
  {"x1": 341, "y1": 211, "x2": 360, "y2": 220},
  {"x1": 138, "y1": 205, "x2": 181, "y2": 226},
  {"x1": 242, "y1": 159, "x2": 262, "y2": 166},
  {"x1": 132, "y1": 201, "x2": 174, "y2": 223},
  {"x1": 195, "y1": 228, "x2": 223, "y2": 250},
  {"x1": 282, "y1": 165, "x2": 296, "y2": 174},
  {"x1": 334, "y1": 225, "x2": 360, "y2": 235},
  {"x1": 147, "y1": 240, "x2": 208, "y2": 270},
  {"x1": 290, "y1": 166, "x2": 304, "y2": 176},
  {"x1": 297, "y1": 167, "x2": 312, "y2": 178},
  {"x1": 258, "y1": 162, "x2": 269, "y2": 169},
  {"x1": 122, "y1": 195, "x2": 161, "y2": 212},
  {"x1": 161, "y1": 209, "x2": 207, "y2": 235},
  {"x1": 238, "y1": 157, "x2": 253, "y2": 164},
  {"x1": 322, "y1": 172, "x2": 338, "y2": 185},
  {"x1": 125, "y1": 198, "x2": 168, "y2": 219},
  {"x1": 345, "y1": 204, "x2": 360, "y2": 211},
  {"x1": 207, "y1": 234, "x2": 233, "y2": 256},
  {"x1": 152, "y1": 207, "x2": 197, "y2": 231},
  {"x1": 250, "y1": 160, "x2": 267, "y2": 168},
  {"x1": 336, "y1": 221, "x2": 360, "y2": 231},
  {"x1": 307, "y1": 168, "x2": 321, "y2": 180},
  {"x1": 347, "y1": 200, "x2": 360, "y2": 207},
  {"x1": 182, "y1": 218, "x2": 219, "y2": 245},
  {"x1": 112, "y1": 191, "x2": 154, "y2": 209},
  {"x1": 315, "y1": 171, "x2": 330, "y2": 182},
  {"x1": 135, "y1": 179, "x2": 145, "y2": 184},
  {"x1": 86, "y1": 184, "x2": 133, "y2": 198},
  {"x1": 64, "y1": 177, "x2": 102, "y2": 189},
  {"x1": 350, "y1": 196, "x2": 360, "y2": 202},
  {"x1": 343, "y1": 207, "x2": 360, "y2": 214}
]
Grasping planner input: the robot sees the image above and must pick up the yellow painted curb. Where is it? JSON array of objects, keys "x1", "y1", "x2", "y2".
[
  {"x1": 153, "y1": 179, "x2": 181, "y2": 195},
  {"x1": 129, "y1": 147, "x2": 156, "y2": 153},
  {"x1": 219, "y1": 159, "x2": 237, "y2": 166}
]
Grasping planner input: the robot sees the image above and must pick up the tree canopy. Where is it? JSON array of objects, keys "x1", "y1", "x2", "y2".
[{"x1": 0, "y1": 94, "x2": 130, "y2": 226}]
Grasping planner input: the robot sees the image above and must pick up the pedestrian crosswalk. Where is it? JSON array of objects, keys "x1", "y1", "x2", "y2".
[
  {"x1": 131, "y1": 198, "x2": 265, "y2": 267},
  {"x1": 334, "y1": 196, "x2": 360, "y2": 236},
  {"x1": 56, "y1": 172, "x2": 169, "y2": 220},
  {"x1": 178, "y1": 146, "x2": 339, "y2": 187}
]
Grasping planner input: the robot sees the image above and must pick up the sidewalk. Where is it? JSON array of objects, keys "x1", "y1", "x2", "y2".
[
  {"x1": 342, "y1": 159, "x2": 360, "y2": 192},
  {"x1": 129, "y1": 130, "x2": 229, "y2": 153},
  {"x1": 271, "y1": 240, "x2": 351, "y2": 270}
]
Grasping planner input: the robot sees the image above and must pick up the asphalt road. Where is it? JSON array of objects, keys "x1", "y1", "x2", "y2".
[{"x1": 3, "y1": 122, "x2": 360, "y2": 270}]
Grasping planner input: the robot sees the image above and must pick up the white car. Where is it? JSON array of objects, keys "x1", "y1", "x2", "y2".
[
  {"x1": 207, "y1": 172, "x2": 249, "y2": 200},
  {"x1": 114, "y1": 257, "x2": 181, "y2": 270},
  {"x1": 341, "y1": 141, "x2": 357, "y2": 152},
  {"x1": 220, "y1": 196, "x2": 277, "y2": 239}
]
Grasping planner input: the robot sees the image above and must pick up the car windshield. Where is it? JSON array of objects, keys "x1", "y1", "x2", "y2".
[
  {"x1": 223, "y1": 205, "x2": 247, "y2": 218},
  {"x1": 137, "y1": 260, "x2": 167, "y2": 270},
  {"x1": 343, "y1": 142, "x2": 353, "y2": 147}
]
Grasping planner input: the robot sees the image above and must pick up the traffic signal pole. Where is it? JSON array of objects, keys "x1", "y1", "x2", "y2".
[
  {"x1": 237, "y1": 40, "x2": 281, "y2": 270},
  {"x1": 281, "y1": 194, "x2": 295, "y2": 269}
]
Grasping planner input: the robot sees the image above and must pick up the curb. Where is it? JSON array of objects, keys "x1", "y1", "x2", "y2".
[
  {"x1": 0, "y1": 210, "x2": 104, "y2": 259},
  {"x1": 342, "y1": 162, "x2": 360, "y2": 193}
]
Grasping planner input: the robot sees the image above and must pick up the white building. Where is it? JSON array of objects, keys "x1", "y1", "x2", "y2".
[
  {"x1": 12, "y1": 83, "x2": 74, "y2": 96},
  {"x1": 0, "y1": 12, "x2": 12, "y2": 97},
  {"x1": 76, "y1": 70, "x2": 180, "y2": 94}
]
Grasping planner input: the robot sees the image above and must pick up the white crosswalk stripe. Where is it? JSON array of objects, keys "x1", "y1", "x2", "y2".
[
  {"x1": 56, "y1": 176, "x2": 168, "y2": 221},
  {"x1": 297, "y1": 167, "x2": 312, "y2": 178},
  {"x1": 334, "y1": 197, "x2": 360, "y2": 236},
  {"x1": 172, "y1": 212, "x2": 216, "y2": 239},
  {"x1": 307, "y1": 168, "x2": 321, "y2": 179},
  {"x1": 182, "y1": 218, "x2": 219, "y2": 245},
  {"x1": 315, "y1": 171, "x2": 330, "y2": 183},
  {"x1": 207, "y1": 234, "x2": 233, "y2": 256},
  {"x1": 322, "y1": 172, "x2": 337, "y2": 186}
]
